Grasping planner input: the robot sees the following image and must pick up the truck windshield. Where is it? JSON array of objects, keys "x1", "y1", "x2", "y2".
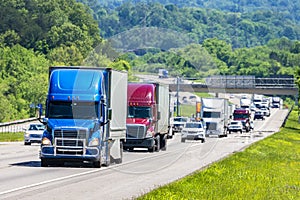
[
  {"x1": 233, "y1": 113, "x2": 249, "y2": 119},
  {"x1": 48, "y1": 101, "x2": 99, "y2": 119},
  {"x1": 203, "y1": 111, "x2": 221, "y2": 118},
  {"x1": 128, "y1": 106, "x2": 152, "y2": 119}
]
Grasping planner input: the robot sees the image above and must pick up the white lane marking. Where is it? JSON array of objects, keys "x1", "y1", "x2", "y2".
[{"x1": 0, "y1": 168, "x2": 104, "y2": 196}]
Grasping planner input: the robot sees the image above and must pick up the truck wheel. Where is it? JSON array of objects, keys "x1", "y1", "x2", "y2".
[
  {"x1": 148, "y1": 146, "x2": 155, "y2": 153},
  {"x1": 41, "y1": 158, "x2": 48, "y2": 167},
  {"x1": 201, "y1": 139, "x2": 205, "y2": 143},
  {"x1": 181, "y1": 138, "x2": 186, "y2": 143},
  {"x1": 155, "y1": 135, "x2": 160, "y2": 152},
  {"x1": 24, "y1": 142, "x2": 31, "y2": 145},
  {"x1": 93, "y1": 160, "x2": 101, "y2": 168}
]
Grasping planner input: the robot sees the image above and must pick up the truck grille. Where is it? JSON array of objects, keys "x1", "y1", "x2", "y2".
[
  {"x1": 126, "y1": 125, "x2": 146, "y2": 139},
  {"x1": 206, "y1": 122, "x2": 217, "y2": 130},
  {"x1": 53, "y1": 129, "x2": 88, "y2": 155}
]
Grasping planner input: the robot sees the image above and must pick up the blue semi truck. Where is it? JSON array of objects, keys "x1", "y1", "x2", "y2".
[{"x1": 39, "y1": 66, "x2": 127, "y2": 167}]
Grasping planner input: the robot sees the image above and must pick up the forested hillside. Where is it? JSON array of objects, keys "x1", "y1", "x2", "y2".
[
  {"x1": 78, "y1": 1, "x2": 300, "y2": 79},
  {"x1": 93, "y1": 0, "x2": 300, "y2": 23},
  {"x1": 0, "y1": 0, "x2": 103, "y2": 122},
  {"x1": 81, "y1": 1, "x2": 300, "y2": 48}
]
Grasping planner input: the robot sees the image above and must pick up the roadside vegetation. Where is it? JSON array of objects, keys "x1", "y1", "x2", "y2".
[
  {"x1": 138, "y1": 108, "x2": 300, "y2": 200},
  {"x1": 0, "y1": 132, "x2": 23, "y2": 142}
]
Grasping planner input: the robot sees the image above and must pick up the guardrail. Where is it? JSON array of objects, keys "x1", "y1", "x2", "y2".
[{"x1": 0, "y1": 117, "x2": 39, "y2": 133}]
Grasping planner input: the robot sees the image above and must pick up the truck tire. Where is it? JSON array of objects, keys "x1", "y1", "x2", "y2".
[
  {"x1": 93, "y1": 160, "x2": 101, "y2": 168},
  {"x1": 181, "y1": 138, "x2": 186, "y2": 143},
  {"x1": 148, "y1": 146, "x2": 155, "y2": 153},
  {"x1": 41, "y1": 158, "x2": 48, "y2": 167},
  {"x1": 155, "y1": 135, "x2": 160, "y2": 152},
  {"x1": 24, "y1": 142, "x2": 31, "y2": 145}
]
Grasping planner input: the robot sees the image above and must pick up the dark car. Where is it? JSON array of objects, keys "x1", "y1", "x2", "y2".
[{"x1": 254, "y1": 110, "x2": 265, "y2": 120}]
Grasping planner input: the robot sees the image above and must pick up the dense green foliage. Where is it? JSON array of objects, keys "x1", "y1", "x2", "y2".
[
  {"x1": 0, "y1": 0, "x2": 111, "y2": 122},
  {"x1": 78, "y1": 1, "x2": 300, "y2": 81},
  {"x1": 94, "y1": 0, "x2": 300, "y2": 22},
  {"x1": 127, "y1": 38, "x2": 300, "y2": 79},
  {"x1": 138, "y1": 109, "x2": 300, "y2": 200},
  {"x1": 84, "y1": 2, "x2": 300, "y2": 48}
]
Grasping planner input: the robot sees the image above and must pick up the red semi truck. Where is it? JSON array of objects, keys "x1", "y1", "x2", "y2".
[
  {"x1": 123, "y1": 83, "x2": 171, "y2": 152},
  {"x1": 232, "y1": 108, "x2": 252, "y2": 132}
]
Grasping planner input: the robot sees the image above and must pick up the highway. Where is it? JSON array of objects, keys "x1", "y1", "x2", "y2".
[{"x1": 0, "y1": 108, "x2": 289, "y2": 200}]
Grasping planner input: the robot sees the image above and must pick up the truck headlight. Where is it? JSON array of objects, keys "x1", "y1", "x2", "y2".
[
  {"x1": 41, "y1": 137, "x2": 51, "y2": 145},
  {"x1": 89, "y1": 138, "x2": 99, "y2": 146},
  {"x1": 24, "y1": 133, "x2": 30, "y2": 137},
  {"x1": 145, "y1": 130, "x2": 153, "y2": 138}
]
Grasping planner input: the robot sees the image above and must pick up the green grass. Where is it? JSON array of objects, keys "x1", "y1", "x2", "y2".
[
  {"x1": 0, "y1": 132, "x2": 24, "y2": 142},
  {"x1": 194, "y1": 92, "x2": 214, "y2": 98},
  {"x1": 174, "y1": 93, "x2": 213, "y2": 117},
  {"x1": 138, "y1": 109, "x2": 300, "y2": 200},
  {"x1": 175, "y1": 104, "x2": 195, "y2": 117}
]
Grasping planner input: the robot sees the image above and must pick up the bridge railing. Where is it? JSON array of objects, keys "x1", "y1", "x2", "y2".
[{"x1": 205, "y1": 75, "x2": 297, "y2": 89}]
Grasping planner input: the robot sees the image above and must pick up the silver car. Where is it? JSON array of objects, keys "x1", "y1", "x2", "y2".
[
  {"x1": 181, "y1": 122, "x2": 206, "y2": 143},
  {"x1": 24, "y1": 124, "x2": 45, "y2": 145}
]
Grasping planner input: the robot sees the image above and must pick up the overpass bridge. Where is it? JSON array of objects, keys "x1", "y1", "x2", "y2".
[{"x1": 169, "y1": 76, "x2": 299, "y2": 96}]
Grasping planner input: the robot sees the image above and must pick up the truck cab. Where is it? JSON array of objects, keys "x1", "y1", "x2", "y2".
[
  {"x1": 124, "y1": 83, "x2": 170, "y2": 152},
  {"x1": 232, "y1": 108, "x2": 252, "y2": 132},
  {"x1": 200, "y1": 98, "x2": 229, "y2": 138},
  {"x1": 39, "y1": 67, "x2": 127, "y2": 167}
]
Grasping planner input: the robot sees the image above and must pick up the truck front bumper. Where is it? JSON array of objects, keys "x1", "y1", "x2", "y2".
[
  {"x1": 206, "y1": 130, "x2": 223, "y2": 136},
  {"x1": 123, "y1": 138, "x2": 155, "y2": 149},
  {"x1": 40, "y1": 145, "x2": 100, "y2": 162}
]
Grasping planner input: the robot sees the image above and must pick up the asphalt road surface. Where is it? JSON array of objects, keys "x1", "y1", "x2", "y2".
[{"x1": 0, "y1": 108, "x2": 288, "y2": 200}]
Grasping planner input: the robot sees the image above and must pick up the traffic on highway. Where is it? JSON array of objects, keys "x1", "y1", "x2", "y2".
[{"x1": 0, "y1": 72, "x2": 289, "y2": 199}]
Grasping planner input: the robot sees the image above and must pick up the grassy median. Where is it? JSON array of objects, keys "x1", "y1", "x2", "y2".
[
  {"x1": 138, "y1": 109, "x2": 300, "y2": 200},
  {"x1": 0, "y1": 132, "x2": 23, "y2": 142}
]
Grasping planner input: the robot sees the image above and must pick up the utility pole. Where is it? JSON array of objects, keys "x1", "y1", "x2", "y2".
[{"x1": 176, "y1": 76, "x2": 180, "y2": 116}]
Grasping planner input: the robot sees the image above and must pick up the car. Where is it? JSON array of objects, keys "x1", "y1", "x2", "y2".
[
  {"x1": 171, "y1": 116, "x2": 189, "y2": 133},
  {"x1": 181, "y1": 121, "x2": 206, "y2": 143},
  {"x1": 24, "y1": 123, "x2": 45, "y2": 145},
  {"x1": 254, "y1": 110, "x2": 265, "y2": 120},
  {"x1": 260, "y1": 107, "x2": 270, "y2": 117},
  {"x1": 227, "y1": 120, "x2": 243, "y2": 134}
]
